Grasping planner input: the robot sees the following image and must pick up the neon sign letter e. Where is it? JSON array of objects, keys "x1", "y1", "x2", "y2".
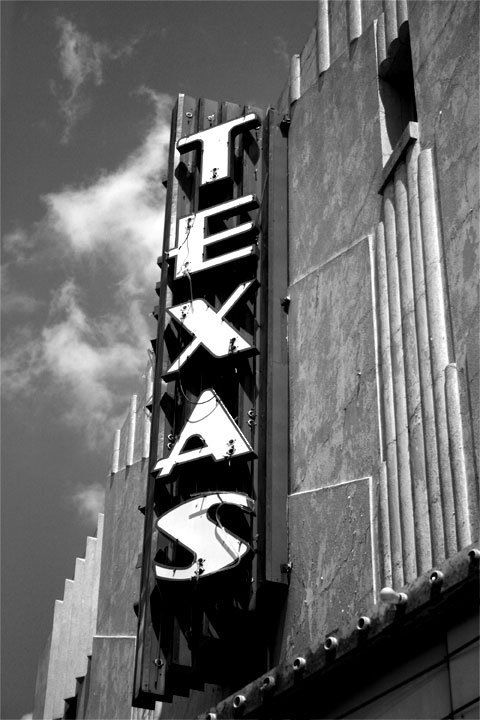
[{"x1": 169, "y1": 195, "x2": 258, "y2": 280}]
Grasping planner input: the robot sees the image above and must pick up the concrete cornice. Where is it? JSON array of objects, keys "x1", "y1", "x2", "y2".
[{"x1": 206, "y1": 544, "x2": 479, "y2": 719}]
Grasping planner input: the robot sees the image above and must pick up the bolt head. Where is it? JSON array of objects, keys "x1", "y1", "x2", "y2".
[
  {"x1": 357, "y1": 616, "x2": 371, "y2": 631},
  {"x1": 293, "y1": 656, "x2": 306, "y2": 672},
  {"x1": 233, "y1": 694, "x2": 246, "y2": 709},
  {"x1": 324, "y1": 636, "x2": 338, "y2": 652},
  {"x1": 429, "y1": 570, "x2": 444, "y2": 585}
]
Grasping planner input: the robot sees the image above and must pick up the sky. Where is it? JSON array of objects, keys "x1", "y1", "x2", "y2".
[{"x1": 1, "y1": 2, "x2": 316, "y2": 717}]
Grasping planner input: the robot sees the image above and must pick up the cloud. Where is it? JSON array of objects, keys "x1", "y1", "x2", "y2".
[
  {"x1": 1, "y1": 288, "x2": 40, "y2": 315},
  {"x1": 41, "y1": 279, "x2": 148, "y2": 440},
  {"x1": 2, "y1": 91, "x2": 172, "y2": 446},
  {"x1": 1, "y1": 279, "x2": 148, "y2": 442},
  {"x1": 72, "y1": 483, "x2": 105, "y2": 523},
  {"x1": 53, "y1": 17, "x2": 139, "y2": 143},
  {"x1": 44, "y1": 89, "x2": 171, "y2": 297},
  {"x1": 2, "y1": 227, "x2": 35, "y2": 264},
  {"x1": 1, "y1": 229, "x2": 43, "y2": 314},
  {"x1": 1, "y1": 325, "x2": 43, "y2": 396},
  {"x1": 1, "y1": 267, "x2": 42, "y2": 315},
  {"x1": 273, "y1": 35, "x2": 291, "y2": 71}
]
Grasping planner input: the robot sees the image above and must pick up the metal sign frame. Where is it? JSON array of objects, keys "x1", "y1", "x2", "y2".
[{"x1": 133, "y1": 95, "x2": 289, "y2": 706}]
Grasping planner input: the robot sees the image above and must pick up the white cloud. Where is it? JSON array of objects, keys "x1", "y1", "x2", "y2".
[
  {"x1": 72, "y1": 483, "x2": 105, "y2": 523},
  {"x1": 2, "y1": 91, "x2": 171, "y2": 447},
  {"x1": 41, "y1": 279, "x2": 148, "y2": 442},
  {"x1": 2, "y1": 227, "x2": 35, "y2": 263},
  {"x1": 1, "y1": 325, "x2": 43, "y2": 395},
  {"x1": 1, "y1": 279, "x2": 148, "y2": 443},
  {"x1": 53, "y1": 17, "x2": 139, "y2": 143},
  {"x1": 44, "y1": 90, "x2": 171, "y2": 297}
]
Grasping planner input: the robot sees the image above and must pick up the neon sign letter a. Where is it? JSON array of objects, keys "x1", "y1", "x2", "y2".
[{"x1": 153, "y1": 389, "x2": 256, "y2": 478}]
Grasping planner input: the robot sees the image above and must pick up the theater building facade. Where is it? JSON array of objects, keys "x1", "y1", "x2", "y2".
[{"x1": 33, "y1": 1, "x2": 479, "y2": 718}]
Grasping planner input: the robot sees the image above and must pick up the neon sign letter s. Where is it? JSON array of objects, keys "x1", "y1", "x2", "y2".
[{"x1": 154, "y1": 492, "x2": 255, "y2": 581}]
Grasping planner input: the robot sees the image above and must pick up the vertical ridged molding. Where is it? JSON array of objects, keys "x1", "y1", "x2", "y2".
[
  {"x1": 405, "y1": 142, "x2": 444, "y2": 563},
  {"x1": 92, "y1": 513, "x2": 104, "y2": 640},
  {"x1": 375, "y1": 14, "x2": 387, "y2": 65},
  {"x1": 418, "y1": 148, "x2": 457, "y2": 556},
  {"x1": 317, "y1": 0, "x2": 330, "y2": 75},
  {"x1": 394, "y1": 162, "x2": 432, "y2": 573},
  {"x1": 289, "y1": 54, "x2": 301, "y2": 104},
  {"x1": 382, "y1": 0, "x2": 398, "y2": 48},
  {"x1": 396, "y1": 0, "x2": 408, "y2": 28},
  {"x1": 347, "y1": 0, "x2": 362, "y2": 42},
  {"x1": 64, "y1": 557, "x2": 86, "y2": 700},
  {"x1": 143, "y1": 366, "x2": 153, "y2": 459},
  {"x1": 369, "y1": 233, "x2": 384, "y2": 454},
  {"x1": 445, "y1": 363, "x2": 472, "y2": 548},
  {"x1": 379, "y1": 461, "x2": 393, "y2": 587},
  {"x1": 370, "y1": 233, "x2": 390, "y2": 588},
  {"x1": 77, "y1": 535, "x2": 97, "y2": 679},
  {"x1": 43, "y1": 599, "x2": 64, "y2": 720},
  {"x1": 376, "y1": 221, "x2": 404, "y2": 588},
  {"x1": 53, "y1": 578, "x2": 74, "y2": 719},
  {"x1": 111, "y1": 429, "x2": 121, "y2": 474},
  {"x1": 384, "y1": 183, "x2": 417, "y2": 581},
  {"x1": 126, "y1": 394, "x2": 137, "y2": 467}
]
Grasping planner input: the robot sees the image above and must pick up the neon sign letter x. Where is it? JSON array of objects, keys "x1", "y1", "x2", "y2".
[{"x1": 163, "y1": 280, "x2": 257, "y2": 381}]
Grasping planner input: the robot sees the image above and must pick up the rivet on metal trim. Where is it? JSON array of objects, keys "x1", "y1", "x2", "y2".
[
  {"x1": 293, "y1": 656, "x2": 306, "y2": 672},
  {"x1": 324, "y1": 636, "x2": 338, "y2": 652},
  {"x1": 233, "y1": 694, "x2": 246, "y2": 710},
  {"x1": 357, "y1": 616, "x2": 371, "y2": 631}
]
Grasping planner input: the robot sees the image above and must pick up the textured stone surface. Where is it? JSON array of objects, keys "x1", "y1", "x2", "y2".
[
  {"x1": 409, "y1": 0, "x2": 479, "y2": 531},
  {"x1": 85, "y1": 636, "x2": 136, "y2": 719},
  {"x1": 299, "y1": 25, "x2": 317, "y2": 96},
  {"x1": 76, "y1": 536, "x2": 97, "y2": 679},
  {"x1": 280, "y1": 477, "x2": 374, "y2": 663},
  {"x1": 64, "y1": 558, "x2": 86, "y2": 700},
  {"x1": 276, "y1": 78, "x2": 290, "y2": 115},
  {"x1": 289, "y1": 237, "x2": 379, "y2": 493},
  {"x1": 360, "y1": 0, "x2": 384, "y2": 34},
  {"x1": 96, "y1": 460, "x2": 147, "y2": 636},
  {"x1": 288, "y1": 23, "x2": 383, "y2": 285},
  {"x1": 84, "y1": 459, "x2": 146, "y2": 717},
  {"x1": 275, "y1": 2, "x2": 386, "y2": 120},
  {"x1": 114, "y1": 370, "x2": 151, "y2": 472},
  {"x1": 35, "y1": 516, "x2": 103, "y2": 719},
  {"x1": 76, "y1": 658, "x2": 91, "y2": 720},
  {"x1": 32, "y1": 632, "x2": 51, "y2": 719},
  {"x1": 90, "y1": 513, "x2": 104, "y2": 645},
  {"x1": 329, "y1": 0, "x2": 349, "y2": 63},
  {"x1": 53, "y1": 578, "x2": 74, "y2": 718}
]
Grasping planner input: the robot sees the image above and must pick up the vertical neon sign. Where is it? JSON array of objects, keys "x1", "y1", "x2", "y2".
[{"x1": 134, "y1": 95, "x2": 289, "y2": 706}]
